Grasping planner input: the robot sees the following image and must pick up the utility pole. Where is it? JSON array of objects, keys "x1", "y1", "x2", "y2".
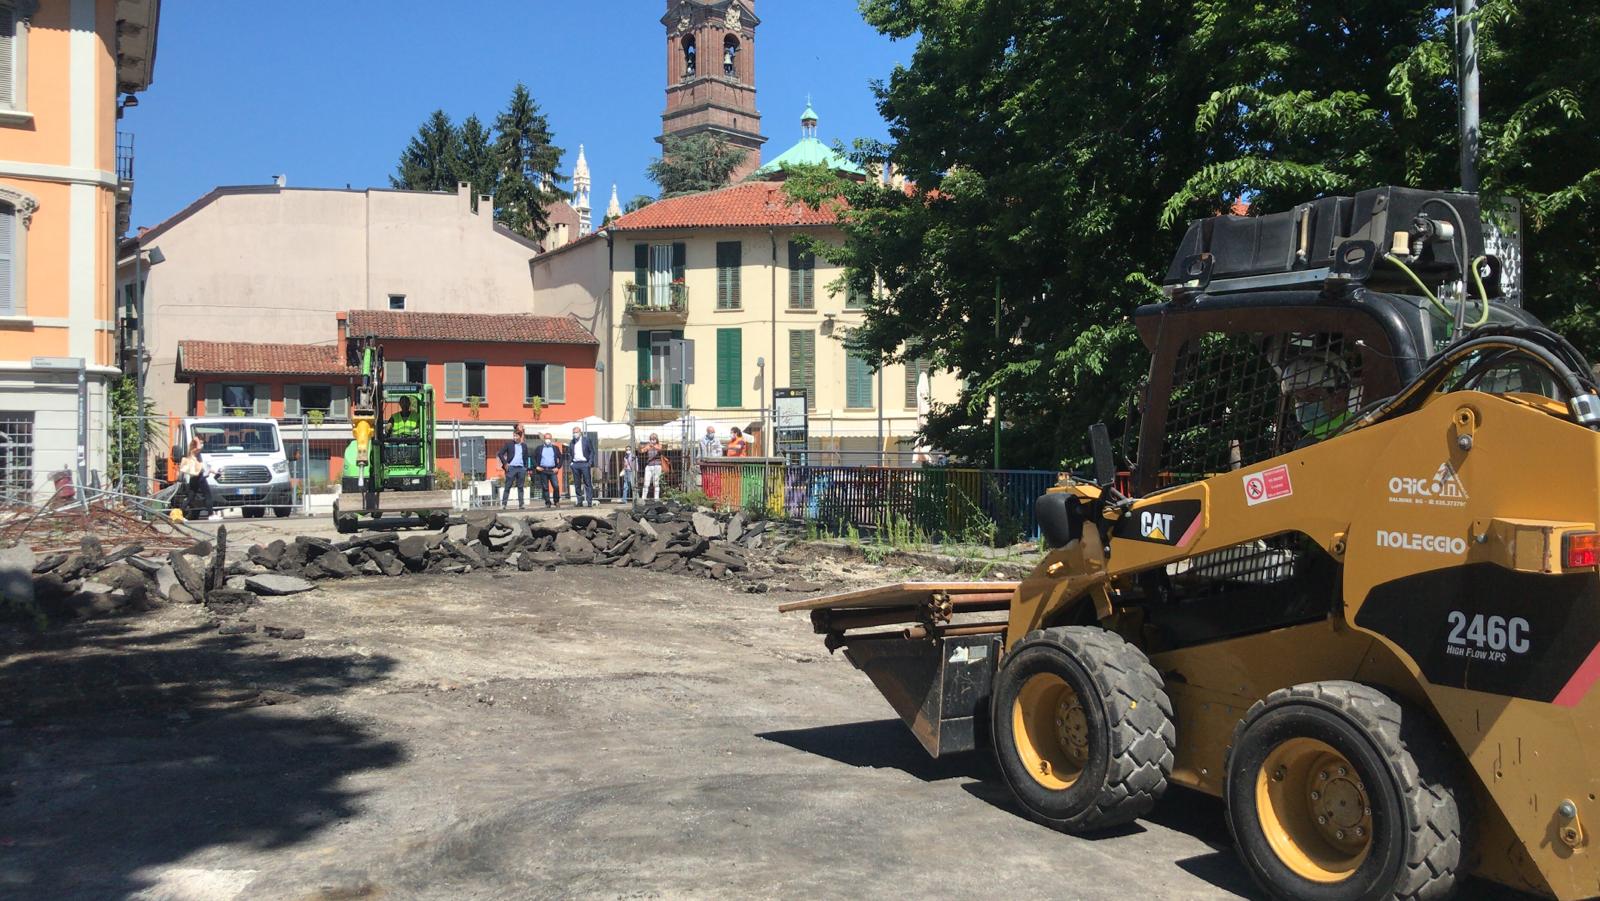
[{"x1": 1457, "y1": 0, "x2": 1480, "y2": 192}]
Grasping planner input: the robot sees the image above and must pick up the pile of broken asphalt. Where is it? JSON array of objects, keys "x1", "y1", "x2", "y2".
[{"x1": 2, "y1": 502, "x2": 808, "y2": 633}]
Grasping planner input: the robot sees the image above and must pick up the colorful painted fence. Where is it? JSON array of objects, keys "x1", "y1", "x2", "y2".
[{"x1": 703, "y1": 460, "x2": 1061, "y2": 542}]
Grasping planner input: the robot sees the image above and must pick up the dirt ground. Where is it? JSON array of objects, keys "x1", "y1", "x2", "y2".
[{"x1": 0, "y1": 534, "x2": 1264, "y2": 900}]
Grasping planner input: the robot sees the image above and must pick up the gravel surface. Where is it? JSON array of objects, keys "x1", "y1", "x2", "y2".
[{"x1": 0, "y1": 557, "x2": 1259, "y2": 900}]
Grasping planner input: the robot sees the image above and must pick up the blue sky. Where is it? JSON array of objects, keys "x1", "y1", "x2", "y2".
[{"x1": 125, "y1": 1, "x2": 909, "y2": 232}]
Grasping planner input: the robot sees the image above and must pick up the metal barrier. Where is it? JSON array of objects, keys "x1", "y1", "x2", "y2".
[{"x1": 703, "y1": 460, "x2": 1060, "y2": 542}]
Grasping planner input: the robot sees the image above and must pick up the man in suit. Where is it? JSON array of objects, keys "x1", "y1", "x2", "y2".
[
  {"x1": 496, "y1": 425, "x2": 531, "y2": 509},
  {"x1": 533, "y1": 431, "x2": 565, "y2": 507},
  {"x1": 568, "y1": 425, "x2": 598, "y2": 508}
]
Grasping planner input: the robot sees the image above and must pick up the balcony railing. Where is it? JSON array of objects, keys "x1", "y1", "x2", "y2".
[
  {"x1": 117, "y1": 132, "x2": 135, "y2": 183},
  {"x1": 625, "y1": 281, "x2": 687, "y2": 312}
]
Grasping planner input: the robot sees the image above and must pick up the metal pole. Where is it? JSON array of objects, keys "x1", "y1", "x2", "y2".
[
  {"x1": 876, "y1": 356, "x2": 884, "y2": 467},
  {"x1": 1457, "y1": 0, "x2": 1480, "y2": 192},
  {"x1": 77, "y1": 358, "x2": 88, "y2": 492},
  {"x1": 300, "y1": 414, "x2": 310, "y2": 515},
  {"x1": 134, "y1": 250, "x2": 145, "y2": 494},
  {"x1": 993, "y1": 279, "x2": 1002, "y2": 470}
]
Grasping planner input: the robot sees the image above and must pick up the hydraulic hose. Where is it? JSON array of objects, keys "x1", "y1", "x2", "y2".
[
  {"x1": 1381, "y1": 254, "x2": 1453, "y2": 321},
  {"x1": 1346, "y1": 334, "x2": 1600, "y2": 432}
]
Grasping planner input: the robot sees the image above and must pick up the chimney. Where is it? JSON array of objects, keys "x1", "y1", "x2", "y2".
[
  {"x1": 480, "y1": 195, "x2": 494, "y2": 228},
  {"x1": 458, "y1": 182, "x2": 472, "y2": 215}
]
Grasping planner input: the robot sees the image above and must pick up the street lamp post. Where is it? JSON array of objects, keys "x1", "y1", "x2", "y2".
[{"x1": 131, "y1": 246, "x2": 163, "y2": 496}]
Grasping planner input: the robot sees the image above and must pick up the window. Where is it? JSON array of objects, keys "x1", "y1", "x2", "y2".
[
  {"x1": 788, "y1": 241, "x2": 815, "y2": 309},
  {"x1": 300, "y1": 385, "x2": 333, "y2": 414},
  {"x1": 222, "y1": 384, "x2": 256, "y2": 414},
  {"x1": 443, "y1": 362, "x2": 486, "y2": 403},
  {"x1": 716, "y1": 328, "x2": 742, "y2": 407},
  {"x1": 0, "y1": 3, "x2": 23, "y2": 113},
  {"x1": 633, "y1": 242, "x2": 686, "y2": 308},
  {"x1": 405, "y1": 360, "x2": 427, "y2": 384},
  {"x1": 0, "y1": 201, "x2": 13, "y2": 315},
  {"x1": 388, "y1": 294, "x2": 406, "y2": 310},
  {"x1": 846, "y1": 351, "x2": 874, "y2": 409},
  {"x1": 0, "y1": 411, "x2": 33, "y2": 498},
  {"x1": 637, "y1": 329, "x2": 683, "y2": 409},
  {"x1": 716, "y1": 241, "x2": 741, "y2": 309},
  {"x1": 904, "y1": 358, "x2": 931, "y2": 409},
  {"x1": 788, "y1": 329, "x2": 816, "y2": 411},
  {"x1": 525, "y1": 363, "x2": 567, "y2": 404}
]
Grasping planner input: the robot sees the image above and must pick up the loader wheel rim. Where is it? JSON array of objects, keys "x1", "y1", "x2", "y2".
[
  {"x1": 1256, "y1": 737, "x2": 1373, "y2": 883},
  {"x1": 1012, "y1": 672, "x2": 1087, "y2": 791}
]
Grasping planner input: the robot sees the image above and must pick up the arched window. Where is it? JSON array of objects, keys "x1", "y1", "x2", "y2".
[
  {"x1": 681, "y1": 35, "x2": 696, "y2": 78},
  {"x1": 723, "y1": 35, "x2": 739, "y2": 77}
]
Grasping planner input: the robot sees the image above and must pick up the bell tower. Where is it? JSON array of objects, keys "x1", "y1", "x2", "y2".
[{"x1": 661, "y1": 1, "x2": 767, "y2": 182}]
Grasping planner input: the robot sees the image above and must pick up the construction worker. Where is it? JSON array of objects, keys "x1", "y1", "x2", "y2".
[
  {"x1": 1280, "y1": 352, "x2": 1354, "y2": 444},
  {"x1": 388, "y1": 395, "x2": 421, "y2": 439}
]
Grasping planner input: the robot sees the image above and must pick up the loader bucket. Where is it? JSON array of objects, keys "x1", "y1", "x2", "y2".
[
  {"x1": 780, "y1": 582, "x2": 1019, "y2": 757},
  {"x1": 843, "y1": 634, "x2": 1001, "y2": 756}
]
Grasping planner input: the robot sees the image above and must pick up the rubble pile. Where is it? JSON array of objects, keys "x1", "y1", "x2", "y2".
[{"x1": 2, "y1": 503, "x2": 790, "y2": 625}]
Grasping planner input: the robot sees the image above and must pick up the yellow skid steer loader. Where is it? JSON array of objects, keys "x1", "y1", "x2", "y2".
[{"x1": 784, "y1": 187, "x2": 1600, "y2": 900}]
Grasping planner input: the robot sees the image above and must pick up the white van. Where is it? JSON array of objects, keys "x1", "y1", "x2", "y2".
[{"x1": 172, "y1": 417, "x2": 296, "y2": 518}]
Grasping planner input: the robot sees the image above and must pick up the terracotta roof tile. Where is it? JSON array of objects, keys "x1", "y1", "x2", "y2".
[
  {"x1": 344, "y1": 310, "x2": 599, "y2": 346},
  {"x1": 609, "y1": 181, "x2": 842, "y2": 231},
  {"x1": 178, "y1": 342, "x2": 354, "y2": 376}
]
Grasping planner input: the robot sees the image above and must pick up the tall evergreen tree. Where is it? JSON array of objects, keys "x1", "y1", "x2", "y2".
[
  {"x1": 455, "y1": 114, "x2": 501, "y2": 211},
  {"x1": 390, "y1": 110, "x2": 463, "y2": 192},
  {"x1": 647, "y1": 134, "x2": 748, "y2": 197},
  {"x1": 493, "y1": 83, "x2": 569, "y2": 239}
]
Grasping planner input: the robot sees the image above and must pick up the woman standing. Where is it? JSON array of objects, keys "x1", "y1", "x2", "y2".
[
  {"x1": 620, "y1": 444, "x2": 638, "y2": 502},
  {"x1": 178, "y1": 437, "x2": 215, "y2": 520},
  {"x1": 642, "y1": 434, "x2": 664, "y2": 500}
]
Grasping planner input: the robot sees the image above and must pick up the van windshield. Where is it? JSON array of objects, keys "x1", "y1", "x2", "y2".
[{"x1": 193, "y1": 423, "x2": 280, "y2": 454}]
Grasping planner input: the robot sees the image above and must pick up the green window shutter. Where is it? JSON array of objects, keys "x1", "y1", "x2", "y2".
[
  {"x1": 634, "y1": 243, "x2": 648, "y2": 287},
  {"x1": 787, "y1": 242, "x2": 814, "y2": 309},
  {"x1": 672, "y1": 242, "x2": 686, "y2": 283},
  {"x1": 636, "y1": 330, "x2": 652, "y2": 407},
  {"x1": 0, "y1": 207, "x2": 13, "y2": 315},
  {"x1": 716, "y1": 328, "x2": 742, "y2": 408},
  {"x1": 546, "y1": 364, "x2": 566, "y2": 404},
  {"x1": 283, "y1": 384, "x2": 301, "y2": 417},
  {"x1": 846, "y1": 353, "x2": 873, "y2": 409},
  {"x1": 203, "y1": 382, "x2": 222, "y2": 416},
  {"x1": 789, "y1": 329, "x2": 815, "y2": 410},
  {"x1": 788, "y1": 242, "x2": 800, "y2": 308},
  {"x1": 383, "y1": 360, "x2": 405, "y2": 384},
  {"x1": 329, "y1": 386, "x2": 349, "y2": 420},
  {"x1": 716, "y1": 241, "x2": 741, "y2": 310},
  {"x1": 444, "y1": 362, "x2": 466, "y2": 402}
]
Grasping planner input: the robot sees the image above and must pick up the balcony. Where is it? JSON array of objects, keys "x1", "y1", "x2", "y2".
[
  {"x1": 116, "y1": 132, "x2": 135, "y2": 235},
  {"x1": 624, "y1": 282, "x2": 689, "y2": 326}
]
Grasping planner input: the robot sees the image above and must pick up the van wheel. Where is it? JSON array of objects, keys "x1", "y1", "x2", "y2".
[
  {"x1": 274, "y1": 506, "x2": 292, "y2": 518},
  {"x1": 1225, "y1": 681, "x2": 1465, "y2": 901},
  {"x1": 991, "y1": 626, "x2": 1175, "y2": 832},
  {"x1": 243, "y1": 506, "x2": 264, "y2": 519}
]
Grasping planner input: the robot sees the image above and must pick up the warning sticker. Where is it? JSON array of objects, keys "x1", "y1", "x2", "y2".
[{"x1": 1244, "y1": 464, "x2": 1293, "y2": 507}]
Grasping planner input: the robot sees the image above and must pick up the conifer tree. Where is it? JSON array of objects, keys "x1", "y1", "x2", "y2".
[
  {"x1": 390, "y1": 110, "x2": 462, "y2": 193},
  {"x1": 493, "y1": 83, "x2": 569, "y2": 239}
]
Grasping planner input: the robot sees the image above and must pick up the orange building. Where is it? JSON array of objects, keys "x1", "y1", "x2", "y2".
[
  {"x1": 0, "y1": 0, "x2": 160, "y2": 499},
  {"x1": 174, "y1": 310, "x2": 600, "y2": 484}
]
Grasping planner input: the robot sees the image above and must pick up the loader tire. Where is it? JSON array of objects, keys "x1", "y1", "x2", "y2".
[
  {"x1": 1225, "y1": 681, "x2": 1466, "y2": 901},
  {"x1": 991, "y1": 626, "x2": 1175, "y2": 832}
]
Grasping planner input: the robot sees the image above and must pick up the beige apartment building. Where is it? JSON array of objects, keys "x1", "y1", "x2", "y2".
[
  {"x1": 117, "y1": 182, "x2": 605, "y2": 421},
  {"x1": 0, "y1": 0, "x2": 159, "y2": 499},
  {"x1": 534, "y1": 178, "x2": 958, "y2": 455}
]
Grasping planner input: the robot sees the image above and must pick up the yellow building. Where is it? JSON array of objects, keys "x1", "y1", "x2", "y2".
[{"x1": 0, "y1": 0, "x2": 159, "y2": 499}]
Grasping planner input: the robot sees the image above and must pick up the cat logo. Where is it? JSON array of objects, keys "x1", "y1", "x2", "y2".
[{"x1": 1141, "y1": 511, "x2": 1175, "y2": 542}]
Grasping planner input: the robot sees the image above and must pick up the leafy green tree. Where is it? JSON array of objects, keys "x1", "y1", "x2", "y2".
[
  {"x1": 648, "y1": 134, "x2": 748, "y2": 197},
  {"x1": 494, "y1": 83, "x2": 569, "y2": 239},
  {"x1": 454, "y1": 114, "x2": 501, "y2": 211},
  {"x1": 625, "y1": 194, "x2": 656, "y2": 214},
  {"x1": 794, "y1": 0, "x2": 1600, "y2": 469},
  {"x1": 107, "y1": 375, "x2": 162, "y2": 495},
  {"x1": 390, "y1": 110, "x2": 463, "y2": 192}
]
